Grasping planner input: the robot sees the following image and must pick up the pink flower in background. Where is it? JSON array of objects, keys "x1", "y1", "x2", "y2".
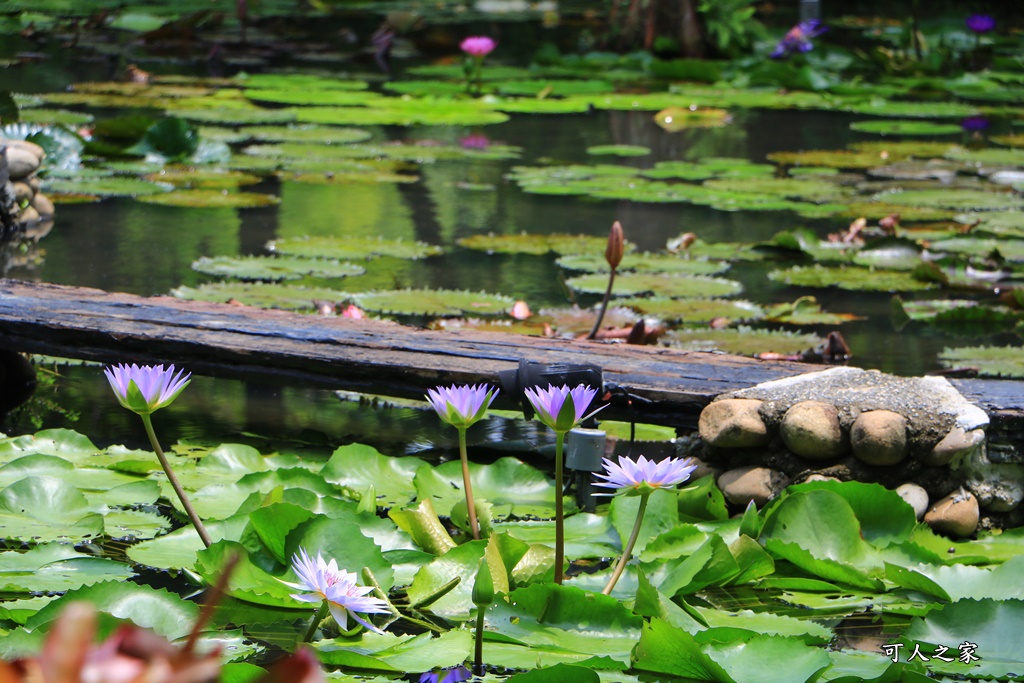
[{"x1": 460, "y1": 36, "x2": 496, "y2": 58}]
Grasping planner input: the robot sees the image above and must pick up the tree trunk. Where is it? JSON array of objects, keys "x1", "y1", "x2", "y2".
[{"x1": 677, "y1": 0, "x2": 704, "y2": 58}]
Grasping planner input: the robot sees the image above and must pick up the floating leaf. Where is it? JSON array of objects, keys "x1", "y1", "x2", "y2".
[
  {"x1": 666, "y1": 326, "x2": 822, "y2": 356},
  {"x1": 458, "y1": 232, "x2": 614, "y2": 256},
  {"x1": 850, "y1": 120, "x2": 962, "y2": 135},
  {"x1": 768, "y1": 265, "x2": 937, "y2": 292},
  {"x1": 192, "y1": 256, "x2": 365, "y2": 282},
  {"x1": 0, "y1": 476, "x2": 104, "y2": 542},
  {"x1": 171, "y1": 282, "x2": 348, "y2": 311},
  {"x1": 415, "y1": 457, "x2": 558, "y2": 519},
  {"x1": 320, "y1": 443, "x2": 422, "y2": 509},
  {"x1": 704, "y1": 176, "x2": 850, "y2": 203},
  {"x1": 585, "y1": 144, "x2": 651, "y2": 157},
  {"x1": 762, "y1": 297, "x2": 863, "y2": 325},
  {"x1": 618, "y1": 297, "x2": 764, "y2": 323},
  {"x1": 237, "y1": 125, "x2": 372, "y2": 144},
  {"x1": 43, "y1": 177, "x2": 171, "y2": 197},
  {"x1": 566, "y1": 273, "x2": 742, "y2": 298},
  {"x1": 938, "y1": 345, "x2": 1024, "y2": 378},
  {"x1": 350, "y1": 289, "x2": 515, "y2": 317},
  {"x1": 142, "y1": 168, "x2": 263, "y2": 189},
  {"x1": 0, "y1": 543, "x2": 134, "y2": 593},
  {"x1": 653, "y1": 106, "x2": 731, "y2": 131},
  {"x1": 135, "y1": 189, "x2": 280, "y2": 208},
  {"x1": 557, "y1": 252, "x2": 728, "y2": 276},
  {"x1": 294, "y1": 103, "x2": 509, "y2": 127},
  {"x1": 874, "y1": 188, "x2": 1024, "y2": 211},
  {"x1": 269, "y1": 235, "x2": 442, "y2": 260}
]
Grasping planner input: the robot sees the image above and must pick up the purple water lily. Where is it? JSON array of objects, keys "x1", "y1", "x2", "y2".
[
  {"x1": 961, "y1": 115, "x2": 990, "y2": 132},
  {"x1": 420, "y1": 666, "x2": 472, "y2": 683},
  {"x1": 595, "y1": 455, "x2": 698, "y2": 494},
  {"x1": 771, "y1": 19, "x2": 827, "y2": 59},
  {"x1": 523, "y1": 383, "x2": 599, "y2": 434},
  {"x1": 426, "y1": 384, "x2": 498, "y2": 431},
  {"x1": 284, "y1": 548, "x2": 389, "y2": 635},
  {"x1": 966, "y1": 14, "x2": 995, "y2": 34},
  {"x1": 104, "y1": 363, "x2": 191, "y2": 415}
]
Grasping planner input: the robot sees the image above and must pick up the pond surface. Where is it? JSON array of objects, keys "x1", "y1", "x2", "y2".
[{"x1": 0, "y1": 13, "x2": 1019, "y2": 448}]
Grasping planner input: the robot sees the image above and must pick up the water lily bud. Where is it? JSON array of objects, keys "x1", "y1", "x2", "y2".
[
  {"x1": 605, "y1": 220, "x2": 624, "y2": 269},
  {"x1": 472, "y1": 557, "x2": 494, "y2": 607}
]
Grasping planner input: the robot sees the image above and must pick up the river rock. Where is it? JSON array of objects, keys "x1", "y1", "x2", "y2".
[
  {"x1": 780, "y1": 400, "x2": 846, "y2": 460},
  {"x1": 718, "y1": 466, "x2": 785, "y2": 507},
  {"x1": 804, "y1": 473, "x2": 840, "y2": 483},
  {"x1": 896, "y1": 482, "x2": 929, "y2": 520},
  {"x1": 12, "y1": 181, "x2": 32, "y2": 203},
  {"x1": 924, "y1": 427, "x2": 985, "y2": 467},
  {"x1": 5, "y1": 146, "x2": 41, "y2": 180},
  {"x1": 698, "y1": 398, "x2": 769, "y2": 448},
  {"x1": 31, "y1": 193, "x2": 54, "y2": 218},
  {"x1": 923, "y1": 489, "x2": 979, "y2": 537},
  {"x1": 17, "y1": 206, "x2": 39, "y2": 224},
  {"x1": 851, "y1": 410, "x2": 907, "y2": 466}
]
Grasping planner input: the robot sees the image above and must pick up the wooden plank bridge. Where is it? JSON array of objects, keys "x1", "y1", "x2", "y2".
[{"x1": 0, "y1": 279, "x2": 1021, "y2": 436}]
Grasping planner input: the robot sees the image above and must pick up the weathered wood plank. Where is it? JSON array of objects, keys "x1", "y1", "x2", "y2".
[{"x1": 0, "y1": 279, "x2": 823, "y2": 428}]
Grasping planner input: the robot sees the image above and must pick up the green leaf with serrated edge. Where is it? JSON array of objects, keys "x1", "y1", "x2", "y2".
[
  {"x1": 641, "y1": 523, "x2": 711, "y2": 563},
  {"x1": 506, "y1": 664, "x2": 600, "y2": 683},
  {"x1": 0, "y1": 596, "x2": 57, "y2": 625},
  {"x1": 632, "y1": 618, "x2": 732, "y2": 681},
  {"x1": 0, "y1": 543, "x2": 134, "y2": 593},
  {"x1": 248, "y1": 502, "x2": 315, "y2": 564},
  {"x1": 268, "y1": 235, "x2": 442, "y2": 260},
  {"x1": 284, "y1": 514, "x2": 394, "y2": 591},
  {"x1": 313, "y1": 630, "x2": 472, "y2": 671},
  {"x1": 415, "y1": 457, "x2": 559, "y2": 519},
  {"x1": 192, "y1": 255, "x2": 365, "y2": 282},
  {"x1": 697, "y1": 629, "x2": 832, "y2": 683},
  {"x1": 883, "y1": 563, "x2": 951, "y2": 602},
  {"x1": 406, "y1": 540, "x2": 486, "y2": 617},
  {"x1": 634, "y1": 569, "x2": 707, "y2": 632},
  {"x1": 388, "y1": 499, "x2": 457, "y2": 556},
  {"x1": 727, "y1": 535, "x2": 775, "y2": 585},
  {"x1": 0, "y1": 476, "x2": 103, "y2": 542},
  {"x1": 486, "y1": 584, "x2": 642, "y2": 663},
  {"x1": 678, "y1": 474, "x2": 730, "y2": 521},
  {"x1": 895, "y1": 555, "x2": 1024, "y2": 601},
  {"x1": 760, "y1": 490, "x2": 884, "y2": 590},
  {"x1": 195, "y1": 540, "x2": 304, "y2": 608},
  {"x1": 26, "y1": 581, "x2": 199, "y2": 640},
  {"x1": 659, "y1": 535, "x2": 741, "y2": 597},
  {"x1": 495, "y1": 513, "x2": 620, "y2": 561},
  {"x1": 320, "y1": 443, "x2": 423, "y2": 509},
  {"x1": 128, "y1": 514, "x2": 250, "y2": 570}
]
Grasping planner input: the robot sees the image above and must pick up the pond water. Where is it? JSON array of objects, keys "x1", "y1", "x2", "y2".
[{"x1": 0, "y1": 12, "x2": 1019, "y2": 450}]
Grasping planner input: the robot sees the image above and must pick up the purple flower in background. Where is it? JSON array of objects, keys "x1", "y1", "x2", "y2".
[
  {"x1": 966, "y1": 14, "x2": 995, "y2": 34},
  {"x1": 460, "y1": 36, "x2": 496, "y2": 58},
  {"x1": 104, "y1": 363, "x2": 191, "y2": 415},
  {"x1": 420, "y1": 666, "x2": 472, "y2": 683},
  {"x1": 460, "y1": 134, "x2": 491, "y2": 150},
  {"x1": 284, "y1": 548, "x2": 389, "y2": 634},
  {"x1": 961, "y1": 115, "x2": 990, "y2": 132},
  {"x1": 595, "y1": 455, "x2": 698, "y2": 494},
  {"x1": 426, "y1": 384, "x2": 498, "y2": 431},
  {"x1": 771, "y1": 19, "x2": 827, "y2": 59},
  {"x1": 524, "y1": 383, "x2": 599, "y2": 433}
]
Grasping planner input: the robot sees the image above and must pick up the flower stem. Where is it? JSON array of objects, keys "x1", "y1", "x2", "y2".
[
  {"x1": 473, "y1": 608, "x2": 486, "y2": 676},
  {"x1": 140, "y1": 413, "x2": 212, "y2": 548},
  {"x1": 602, "y1": 492, "x2": 649, "y2": 595},
  {"x1": 554, "y1": 430, "x2": 566, "y2": 584},
  {"x1": 586, "y1": 268, "x2": 617, "y2": 340},
  {"x1": 302, "y1": 601, "x2": 330, "y2": 644},
  {"x1": 458, "y1": 428, "x2": 480, "y2": 540}
]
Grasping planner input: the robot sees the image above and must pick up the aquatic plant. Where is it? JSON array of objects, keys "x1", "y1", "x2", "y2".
[
  {"x1": 461, "y1": 36, "x2": 496, "y2": 96},
  {"x1": 770, "y1": 19, "x2": 827, "y2": 59},
  {"x1": 105, "y1": 363, "x2": 211, "y2": 547},
  {"x1": 283, "y1": 547, "x2": 390, "y2": 639},
  {"x1": 420, "y1": 666, "x2": 472, "y2": 683},
  {"x1": 965, "y1": 14, "x2": 995, "y2": 34},
  {"x1": 595, "y1": 455, "x2": 697, "y2": 594},
  {"x1": 587, "y1": 220, "x2": 625, "y2": 340},
  {"x1": 524, "y1": 383, "x2": 602, "y2": 583},
  {"x1": 426, "y1": 384, "x2": 499, "y2": 539}
]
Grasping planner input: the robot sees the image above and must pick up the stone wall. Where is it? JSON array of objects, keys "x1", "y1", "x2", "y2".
[{"x1": 1, "y1": 139, "x2": 54, "y2": 240}]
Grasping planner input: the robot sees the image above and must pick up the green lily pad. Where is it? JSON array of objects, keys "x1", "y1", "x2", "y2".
[
  {"x1": 314, "y1": 630, "x2": 473, "y2": 672},
  {"x1": 320, "y1": 443, "x2": 423, "y2": 509},
  {"x1": 768, "y1": 265, "x2": 937, "y2": 292},
  {"x1": 768, "y1": 149, "x2": 902, "y2": 169},
  {"x1": 168, "y1": 106, "x2": 297, "y2": 126},
  {"x1": 350, "y1": 288, "x2": 515, "y2": 317},
  {"x1": 586, "y1": 144, "x2": 651, "y2": 157},
  {"x1": 617, "y1": 297, "x2": 764, "y2": 323},
  {"x1": 491, "y1": 98, "x2": 596, "y2": 114},
  {"x1": 874, "y1": 188, "x2": 1024, "y2": 211},
  {"x1": 171, "y1": 282, "x2": 348, "y2": 311},
  {"x1": 763, "y1": 297, "x2": 863, "y2": 325},
  {"x1": 135, "y1": 189, "x2": 281, "y2": 208},
  {"x1": 293, "y1": 103, "x2": 510, "y2": 127},
  {"x1": 237, "y1": 74, "x2": 370, "y2": 91},
  {"x1": 955, "y1": 210, "x2": 1024, "y2": 237},
  {"x1": 945, "y1": 146, "x2": 1024, "y2": 167},
  {"x1": 850, "y1": 120, "x2": 962, "y2": 135},
  {"x1": 666, "y1": 326, "x2": 822, "y2": 356},
  {"x1": 653, "y1": 106, "x2": 731, "y2": 131},
  {"x1": 142, "y1": 168, "x2": 263, "y2": 189},
  {"x1": 842, "y1": 100, "x2": 980, "y2": 119},
  {"x1": 556, "y1": 252, "x2": 728, "y2": 276},
  {"x1": 566, "y1": 273, "x2": 742, "y2": 298},
  {"x1": 43, "y1": 177, "x2": 172, "y2": 197},
  {"x1": 237, "y1": 125, "x2": 372, "y2": 144},
  {"x1": 18, "y1": 108, "x2": 94, "y2": 126},
  {"x1": 703, "y1": 176, "x2": 849, "y2": 203},
  {"x1": 851, "y1": 238, "x2": 924, "y2": 271},
  {"x1": 245, "y1": 89, "x2": 383, "y2": 107},
  {"x1": 457, "y1": 232, "x2": 615, "y2": 256},
  {"x1": 0, "y1": 476, "x2": 104, "y2": 542},
  {"x1": 268, "y1": 235, "x2": 442, "y2": 260},
  {"x1": 928, "y1": 236, "x2": 1024, "y2": 261},
  {"x1": 496, "y1": 80, "x2": 615, "y2": 97},
  {"x1": 938, "y1": 345, "x2": 1024, "y2": 378},
  {"x1": 192, "y1": 256, "x2": 365, "y2": 282},
  {"x1": 415, "y1": 457, "x2": 558, "y2": 519},
  {"x1": 0, "y1": 543, "x2": 134, "y2": 593}
]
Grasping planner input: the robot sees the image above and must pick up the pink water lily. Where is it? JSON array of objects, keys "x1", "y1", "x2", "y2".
[
  {"x1": 460, "y1": 36, "x2": 496, "y2": 58},
  {"x1": 285, "y1": 548, "x2": 389, "y2": 634},
  {"x1": 104, "y1": 363, "x2": 191, "y2": 415}
]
